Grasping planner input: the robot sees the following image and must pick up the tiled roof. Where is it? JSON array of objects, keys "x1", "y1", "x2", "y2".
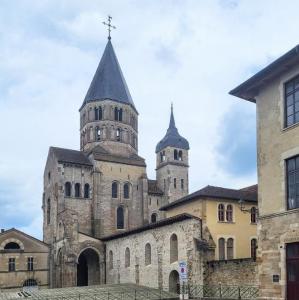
[
  {"x1": 160, "y1": 184, "x2": 258, "y2": 211},
  {"x1": 101, "y1": 213, "x2": 200, "y2": 241},
  {"x1": 51, "y1": 147, "x2": 92, "y2": 166},
  {"x1": 148, "y1": 180, "x2": 164, "y2": 195},
  {"x1": 91, "y1": 146, "x2": 146, "y2": 167},
  {"x1": 81, "y1": 40, "x2": 136, "y2": 110}
]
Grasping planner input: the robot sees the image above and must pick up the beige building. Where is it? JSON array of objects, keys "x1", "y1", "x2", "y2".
[
  {"x1": 0, "y1": 228, "x2": 49, "y2": 291},
  {"x1": 160, "y1": 185, "x2": 258, "y2": 260},
  {"x1": 231, "y1": 45, "x2": 299, "y2": 300}
]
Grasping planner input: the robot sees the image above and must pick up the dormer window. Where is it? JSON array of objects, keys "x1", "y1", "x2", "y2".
[{"x1": 285, "y1": 75, "x2": 299, "y2": 127}]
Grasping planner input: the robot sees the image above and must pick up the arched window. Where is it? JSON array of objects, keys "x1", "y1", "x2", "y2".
[
  {"x1": 178, "y1": 150, "x2": 183, "y2": 161},
  {"x1": 145, "y1": 243, "x2": 151, "y2": 266},
  {"x1": 181, "y1": 179, "x2": 184, "y2": 190},
  {"x1": 112, "y1": 182, "x2": 118, "y2": 198},
  {"x1": 160, "y1": 151, "x2": 165, "y2": 162},
  {"x1": 218, "y1": 238, "x2": 225, "y2": 260},
  {"x1": 23, "y1": 279, "x2": 38, "y2": 288},
  {"x1": 151, "y1": 213, "x2": 157, "y2": 223},
  {"x1": 174, "y1": 178, "x2": 177, "y2": 189},
  {"x1": 47, "y1": 198, "x2": 51, "y2": 225},
  {"x1": 84, "y1": 184, "x2": 90, "y2": 198},
  {"x1": 251, "y1": 238, "x2": 257, "y2": 260},
  {"x1": 119, "y1": 108, "x2": 123, "y2": 121},
  {"x1": 125, "y1": 247, "x2": 130, "y2": 268},
  {"x1": 98, "y1": 106, "x2": 103, "y2": 120},
  {"x1": 227, "y1": 238, "x2": 234, "y2": 259},
  {"x1": 96, "y1": 127, "x2": 101, "y2": 141},
  {"x1": 94, "y1": 107, "x2": 99, "y2": 120},
  {"x1": 117, "y1": 206, "x2": 124, "y2": 229},
  {"x1": 114, "y1": 107, "x2": 118, "y2": 120},
  {"x1": 251, "y1": 207, "x2": 257, "y2": 223},
  {"x1": 124, "y1": 183, "x2": 130, "y2": 199},
  {"x1": 116, "y1": 128, "x2": 121, "y2": 141},
  {"x1": 65, "y1": 182, "x2": 71, "y2": 197},
  {"x1": 170, "y1": 234, "x2": 178, "y2": 263},
  {"x1": 226, "y1": 204, "x2": 233, "y2": 222},
  {"x1": 174, "y1": 149, "x2": 178, "y2": 160},
  {"x1": 218, "y1": 204, "x2": 225, "y2": 221},
  {"x1": 4, "y1": 242, "x2": 20, "y2": 250},
  {"x1": 75, "y1": 183, "x2": 81, "y2": 198},
  {"x1": 109, "y1": 250, "x2": 113, "y2": 270}
]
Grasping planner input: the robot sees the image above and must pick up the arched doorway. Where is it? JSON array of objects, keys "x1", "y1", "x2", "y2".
[
  {"x1": 169, "y1": 270, "x2": 180, "y2": 294},
  {"x1": 77, "y1": 248, "x2": 100, "y2": 286}
]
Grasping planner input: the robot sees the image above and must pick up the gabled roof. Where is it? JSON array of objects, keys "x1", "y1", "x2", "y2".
[
  {"x1": 81, "y1": 40, "x2": 136, "y2": 111},
  {"x1": 156, "y1": 105, "x2": 189, "y2": 153},
  {"x1": 0, "y1": 228, "x2": 49, "y2": 247},
  {"x1": 101, "y1": 213, "x2": 200, "y2": 241},
  {"x1": 91, "y1": 145, "x2": 146, "y2": 167},
  {"x1": 230, "y1": 44, "x2": 299, "y2": 101},
  {"x1": 148, "y1": 180, "x2": 164, "y2": 195},
  {"x1": 160, "y1": 184, "x2": 258, "y2": 211},
  {"x1": 51, "y1": 147, "x2": 92, "y2": 166}
]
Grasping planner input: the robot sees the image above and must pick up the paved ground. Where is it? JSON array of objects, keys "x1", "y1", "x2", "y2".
[{"x1": 0, "y1": 284, "x2": 179, "y2": 299}]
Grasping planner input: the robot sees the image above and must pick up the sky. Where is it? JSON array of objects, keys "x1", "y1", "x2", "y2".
[{"x1": 1, "y1": 0, "x2": 299, "y2": 239}]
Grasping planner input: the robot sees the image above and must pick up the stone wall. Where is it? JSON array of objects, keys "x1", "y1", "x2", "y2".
[
  {"x1": 105, "y1": 217, "x2": 204, "y2": 292},
  {"x1": 204, "y1": 258, "x2": 258, "y2": 286}
]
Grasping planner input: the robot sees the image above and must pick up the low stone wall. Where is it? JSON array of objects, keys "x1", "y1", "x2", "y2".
[{"x1": 204, "y1": 258, "x2": 258, "y2": 286}]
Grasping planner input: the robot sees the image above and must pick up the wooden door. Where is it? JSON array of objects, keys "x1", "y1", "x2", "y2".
[{"x1": 287, "y1": 243, "x2": 299, "y2": 299}]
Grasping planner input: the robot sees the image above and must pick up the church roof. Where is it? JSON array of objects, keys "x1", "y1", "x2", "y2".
[
  {"x1": 91, "y1": 145, "x2": 146, "y2": 167},
  {"x1": 160, "y1": 184, "x2": 258, "y2": 211},
  {"x1": 51, "y1": 147, "x2": 92, "y2": 166},
  {"x1": 100, "y1": 213, "x2": 200, "y2": 241},
  {"x1": 81, "y1": 40, "x2": 136, "y2": 111},
  {"x1": 155, "y1": 106, "x2": 189, "y2": 153}
]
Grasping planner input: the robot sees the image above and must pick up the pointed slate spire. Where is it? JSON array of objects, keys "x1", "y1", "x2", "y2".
[
  {"x1": 155, "y1": 105, "x2": 189, "y2": 153},
  {"x1": 81, "y1": 40, "x2": 136, "y2": 110}
]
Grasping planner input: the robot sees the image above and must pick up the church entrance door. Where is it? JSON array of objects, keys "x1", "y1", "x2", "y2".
[
  {"x1": 169, "y1": 270, "x2": 180, "y2": 294},
  {"x1": 77, "y1": 248, "x2": 100, "y2": 286}
]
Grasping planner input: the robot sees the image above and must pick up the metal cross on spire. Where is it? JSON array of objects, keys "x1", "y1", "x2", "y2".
[{"x1": 103, "y1": 15, "x2": 116, "y2": 40}]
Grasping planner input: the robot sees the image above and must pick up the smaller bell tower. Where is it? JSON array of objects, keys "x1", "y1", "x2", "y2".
[{"x1": 155, "y1": 105, "x2": 189, "y2": 203}]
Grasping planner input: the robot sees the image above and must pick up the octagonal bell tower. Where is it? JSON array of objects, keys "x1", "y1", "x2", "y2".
[
  {"x1": 79, "y1": 39, "x2": 138, "y2": 157},
  {"x1": 156, "y1": 105, "x2": 189, "y2": 203}
]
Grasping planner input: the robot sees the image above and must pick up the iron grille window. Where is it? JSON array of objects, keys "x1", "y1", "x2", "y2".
[
  {"x1": 287, "y1": 156, "x2": 299, "y2": 209},
  {"x1": 27, "y1": 257, "x2": 34, "y2": 271},
  {"x1": 8, "y1": 258, "x2": 15, "y2": 272},
  {"x1": 285, "y1": 76, "x2": 299, "y2": 127}
]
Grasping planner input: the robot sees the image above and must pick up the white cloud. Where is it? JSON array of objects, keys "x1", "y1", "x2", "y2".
[{"x1": 1, "y1": 0, "x2": 299, "y2": 237}]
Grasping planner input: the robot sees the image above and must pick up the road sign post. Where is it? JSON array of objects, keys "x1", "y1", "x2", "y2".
[{"x1": 179, "y1": 261, "x2": 189, "y2": 300}]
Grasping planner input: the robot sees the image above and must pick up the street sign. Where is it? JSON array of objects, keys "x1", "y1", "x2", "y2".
[{"x1": 179, "y1": 261, "x2": 188, "y2": 282}]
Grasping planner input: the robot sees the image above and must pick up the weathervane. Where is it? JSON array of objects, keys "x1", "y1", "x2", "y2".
[{"x1": 103, "y1": 15, "x2": 116, "y2": 40}]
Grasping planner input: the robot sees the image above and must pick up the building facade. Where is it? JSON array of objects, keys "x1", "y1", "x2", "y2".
[
  {"x1": 231, "y1": 45, "x2": 299, "y2": 300},
  {"x1": 160, "y1": 185, "x2": 258, "y2": 260},
  {"x1": 0, "y1": 229, "x2": 49, "y2": 291},
  {"x1": 42, "y1": 38, "x2": 190, "y2": 288}
]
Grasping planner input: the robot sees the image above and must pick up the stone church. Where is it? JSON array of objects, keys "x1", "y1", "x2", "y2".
[{"x1": 43, "y1": 36, "x2": 197, "y2": 289}]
